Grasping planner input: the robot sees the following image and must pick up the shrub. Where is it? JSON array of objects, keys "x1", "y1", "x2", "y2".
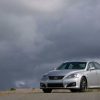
[{"x1": 10, "y1": 88, "x2": 16, "y2": 91}]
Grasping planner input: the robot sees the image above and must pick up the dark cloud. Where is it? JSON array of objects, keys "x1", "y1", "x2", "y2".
[{"x1": 0, "y1": 0, "x2": 100, "y2": 90}]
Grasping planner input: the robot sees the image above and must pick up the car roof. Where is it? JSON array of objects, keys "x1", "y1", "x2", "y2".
[{"x1": 63, "y1": 60, "x2": 95, "y2": 64}]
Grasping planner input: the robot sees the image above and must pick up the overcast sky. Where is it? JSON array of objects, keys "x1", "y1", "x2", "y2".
[{"x1": 0, "y1": 0, "x2": 100, "y2": 90}]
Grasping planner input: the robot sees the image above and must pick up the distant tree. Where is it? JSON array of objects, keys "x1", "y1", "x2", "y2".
[{"x1": 10, "y1": 88, "x2": 16, "y2": 91}]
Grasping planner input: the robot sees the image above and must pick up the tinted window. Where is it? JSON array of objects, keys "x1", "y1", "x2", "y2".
[
  {"x1": 87, "y1": 62, "x2": 95, "y2": 71},
  {"x1": 57, "y1": 62, "x2": 86, "y2": 70},
  {"x1": 94, "y1": 62, "x2": 100, "y2": 70}
]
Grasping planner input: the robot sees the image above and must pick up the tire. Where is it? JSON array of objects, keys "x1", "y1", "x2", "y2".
[
  {"x1": 70, "y1": 89, "x2": 79, "y2": 92},
  {"x1": 79, "y1": 77, "x2": 87, "y2": 92},
  {"x1": 70, "y1": 77, "x2": 87, "y2": 92},
  {"x1": 42, "y1": 89, "x2": 52, "y2": 93}
]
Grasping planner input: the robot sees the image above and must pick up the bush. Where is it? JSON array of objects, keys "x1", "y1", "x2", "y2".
[{"x1": 10, "y1": 88, "x2": 16, "y2": 91}]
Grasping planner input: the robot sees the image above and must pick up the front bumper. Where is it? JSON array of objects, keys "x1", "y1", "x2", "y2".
[{"x1": 40, "y1": 78, "x2": 81, "y2": 89}]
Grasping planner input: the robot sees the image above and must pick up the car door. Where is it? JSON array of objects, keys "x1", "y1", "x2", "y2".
[
  {"x1": 94, "y1": 62, "x2": 100, "y2": 87},
  {"x1": 86, "y1": 62, "x2": 98, "y2": 88}
]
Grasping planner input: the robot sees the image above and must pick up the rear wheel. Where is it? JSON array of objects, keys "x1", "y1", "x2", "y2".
[{"x1": 42, "y1": 89, "x2": 52, "y2": 93}]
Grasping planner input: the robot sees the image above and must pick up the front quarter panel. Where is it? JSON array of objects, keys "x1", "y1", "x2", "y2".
[{"x1": 62, "y1": 71, "x2": 86, "y2": 88}]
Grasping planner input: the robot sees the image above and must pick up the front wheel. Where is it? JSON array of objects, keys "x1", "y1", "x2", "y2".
[
  {"x1": 79, "y1": 77, "x2": 87, "y2": 92},
  {"x1": 42, "y1": 89, "x2": 52, "y2": 93},
  {"x1": 70, "y1": 77, "x2": 87, "y2": 92},
  {"x1": 70, "y1": 89, "x2": 79, "y2": 92}
]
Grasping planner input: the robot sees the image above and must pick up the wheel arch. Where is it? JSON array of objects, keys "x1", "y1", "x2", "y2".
[{"x1": 81, "y1": 76, "x2": 88, "y2": 87}]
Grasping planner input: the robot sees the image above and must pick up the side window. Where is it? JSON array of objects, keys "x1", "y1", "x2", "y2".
[
  {"x1": 87, "y1": 62, "x2": 95, "y2": 71},
  {"x1": 94, "y1": 62, "x2": 100, "y2": 70}
]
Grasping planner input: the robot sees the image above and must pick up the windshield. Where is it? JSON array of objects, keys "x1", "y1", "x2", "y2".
[{"x1": 57, "y1": 62, "x2": 86, "y2": 70}]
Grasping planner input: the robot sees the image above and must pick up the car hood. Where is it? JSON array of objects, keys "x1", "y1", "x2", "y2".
[{"x1": 46, "y1": 70, "x2": 84, "y2": 76}]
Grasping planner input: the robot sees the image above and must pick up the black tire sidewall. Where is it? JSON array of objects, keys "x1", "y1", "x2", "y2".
[{"x1": 80, "y1": 77, "x2": 87, "y2": 92}]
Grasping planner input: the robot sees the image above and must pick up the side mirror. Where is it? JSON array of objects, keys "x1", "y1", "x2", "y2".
[{"x1": 89, "y1": 67, "x2": 95, "y2": 71}]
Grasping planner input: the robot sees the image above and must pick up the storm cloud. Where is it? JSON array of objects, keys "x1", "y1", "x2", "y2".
[{"x1": 0, "y1": 0, "x2": 100, "y2": 90}]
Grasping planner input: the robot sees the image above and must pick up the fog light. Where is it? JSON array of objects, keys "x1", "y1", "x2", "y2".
[
  {"x1": 40, "y1": 83, "x2": 46, "y2": 88},
  {"x1": 67, "y1": 82, "x2": 76, "y2": 87}
]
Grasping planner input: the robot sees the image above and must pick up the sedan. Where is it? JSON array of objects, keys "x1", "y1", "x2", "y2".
[{"x1": 40, "y1": 61, "x2": 100, "y2": 93}]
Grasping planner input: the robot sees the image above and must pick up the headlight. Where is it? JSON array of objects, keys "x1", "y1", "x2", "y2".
[
  {"x1": 41, "y1": 75, "x2": 48, "y2": 80},
  {"x1": 66, "y1": 73, "x2": 80, "y2": 79}
]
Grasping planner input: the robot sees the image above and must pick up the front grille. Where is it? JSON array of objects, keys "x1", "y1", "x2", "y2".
[
  {"x1": 47, "y1": 83, "x2": 63, "y2": 88},
  {"x1": 49, "y1": 76, "x2": 64, "y2": 80}
]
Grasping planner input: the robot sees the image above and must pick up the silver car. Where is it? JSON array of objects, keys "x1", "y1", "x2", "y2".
[{"x1": 40, "y1": 61, "x2": 100, "y2": 93}]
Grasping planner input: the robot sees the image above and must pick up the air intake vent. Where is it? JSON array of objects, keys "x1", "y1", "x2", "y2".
[{"x1": 47, "y1": 83, "x2": 63, "y2": 87}]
